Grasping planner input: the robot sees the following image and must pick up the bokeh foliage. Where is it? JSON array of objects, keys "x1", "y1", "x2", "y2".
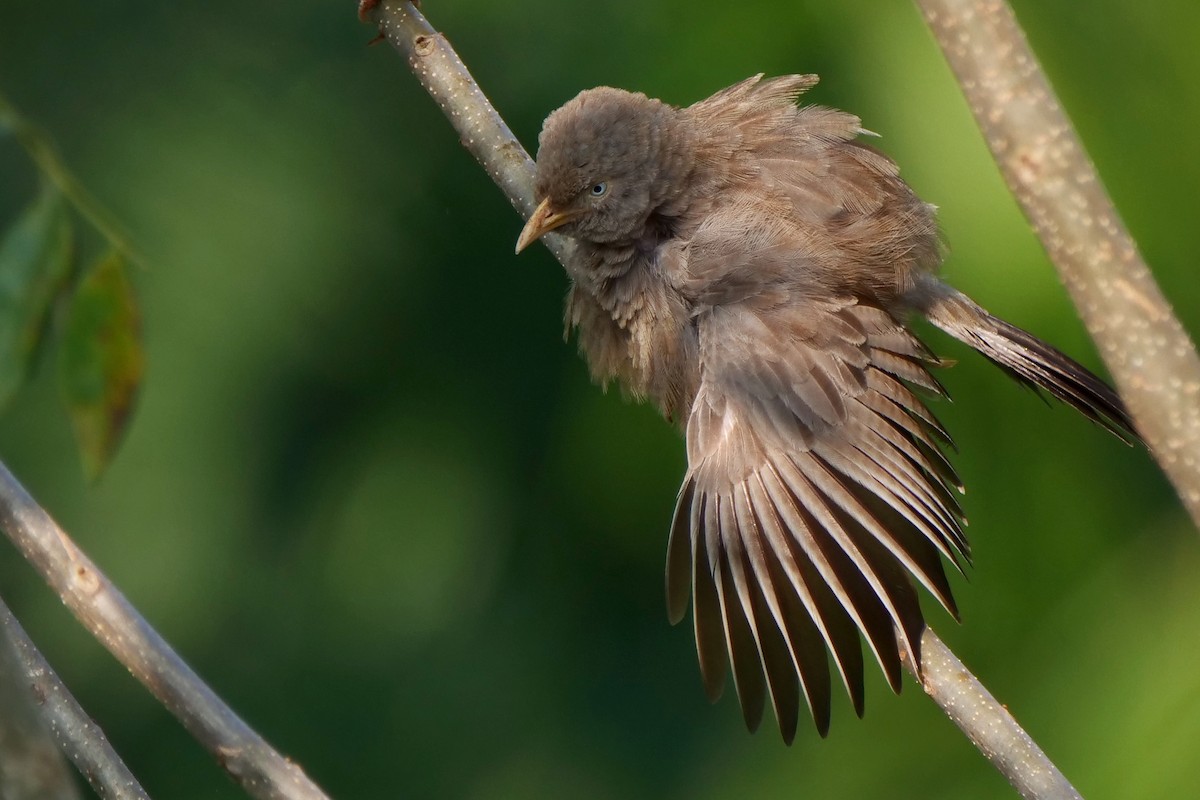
[{"x1": 0, "y1": 1, "x2": 1197, "y2": 797}]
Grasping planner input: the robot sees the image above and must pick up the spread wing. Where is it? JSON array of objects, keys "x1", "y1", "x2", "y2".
[
  {"x1": 663, "y1": 77, "x2": 968, "y2": 742},
  {"x1": 664, "y1": 290, "x2": 968, "y2": 743}
]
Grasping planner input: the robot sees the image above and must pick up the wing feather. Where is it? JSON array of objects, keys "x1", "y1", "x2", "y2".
[
  {"x1": 712, "y1": 493, "x2": 766, "y2": 732},
  {"x1": 691, "y1": 491, "x2": 727, "y2": 703},
  {"x1": 668, "y1": 295, "x2": 966, "y2": 737},
  {"x1": 737, "y1": 480, "x2": 834, "y2": 734},
  {"x1": 727, "y1": 485, "x2": 802, "y2": 743}
]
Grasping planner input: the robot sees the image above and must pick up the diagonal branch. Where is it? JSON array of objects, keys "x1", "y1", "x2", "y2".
[
  {"x1": 361, "y1": 0, "x2": 573, "y2": 265},
  {"x1": 0, "y1": 461, "x2": 330, "y2": 800},
  {"x1": 906, "y1": 629, "x2": 1082, "y2": 800},
  {"x1": 915, "y1": 0, "x2": 1200, "y2": 527},
  {"x1": 359, "y1": 2, "x2": 1079, "y2": 796},
  {"x1": 0, "y1": 592, "x2": 148, "y2": 799}
]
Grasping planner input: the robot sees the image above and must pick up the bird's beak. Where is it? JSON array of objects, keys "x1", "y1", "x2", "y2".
[{"x1": 515, "y1": 199, "x2": 579, "y2": 254}]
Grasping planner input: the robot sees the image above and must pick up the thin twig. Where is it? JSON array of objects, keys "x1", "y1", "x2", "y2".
[
  {"x1": 903, "y1": 629, "x2": 1082, "y2": 799},
  {"x1": 360, "y1": 1, "x2": 1074, "y2": 792},
  {"x1": 0, "y1": 609, "x2": 81, "y2": 800},
  {"x1": 0, "y1": 461, "x2": 330, "y2": 800},
  {"x1": 362, "y1": 0, "x2": 573, "y2": 265},
  {"x1": 915, "y1": 0, "x2": 1200, "y2": 527},
  {"x1": 0, "y1": 593, "x2": 149, "y2": 799}
]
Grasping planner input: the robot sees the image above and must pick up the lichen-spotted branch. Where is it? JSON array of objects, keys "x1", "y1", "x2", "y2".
[
  {"x1": 0, "y1": 462, "x2": 330, "y2": 800},
  {"x1": 916, "y1": 0, "x2": 1200, "y2": 527}
]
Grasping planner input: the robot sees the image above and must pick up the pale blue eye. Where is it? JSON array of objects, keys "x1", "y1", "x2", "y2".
[{"x1": 590, "y1": 182, "x2": 608, "y2": 197}]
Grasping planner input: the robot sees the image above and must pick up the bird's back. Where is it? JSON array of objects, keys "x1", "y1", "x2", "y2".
[{"x1": 682, "y1": 74, "x2": 941, "y2": 307}]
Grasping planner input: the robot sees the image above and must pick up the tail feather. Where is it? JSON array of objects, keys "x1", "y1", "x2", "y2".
[{"x1": 921, "y1": 287, "x2": 1139, "y2": 445}]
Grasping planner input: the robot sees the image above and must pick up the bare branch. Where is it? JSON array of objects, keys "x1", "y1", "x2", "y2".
[
  {"x1": 363, "y1": 0, "x2": 574, "y2": 265},
  {"x1": 0, "y1": 593, "x2": 148, "y2": 799},
  {"x1": 360, "y1": 1, "x2": 1076, "y2": 791},
  {"x1": 904, "y1": 629, "x2": 1082, "y2": 800},
  {"x1": 0, "y1": 461, "x2": 330, "y2": 800},
  {"x1": 0, "y1": 613, "x2": 81, "y2": 800},
  {"x1": 915, "y1": 0, "x2": 1200, "y2": 527}
]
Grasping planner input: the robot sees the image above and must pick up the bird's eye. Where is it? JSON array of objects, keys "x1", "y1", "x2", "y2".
[{"x1": 589, "y1": 182, "x2": 608, "y2": 197}]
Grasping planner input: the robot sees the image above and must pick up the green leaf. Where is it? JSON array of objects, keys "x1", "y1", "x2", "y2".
[
  {"x1": 0, "y1": 184, "x2": 74, "y2": 409},
  {"x1": 59, "y1": 251, "x2": 144, "y2": 482}
]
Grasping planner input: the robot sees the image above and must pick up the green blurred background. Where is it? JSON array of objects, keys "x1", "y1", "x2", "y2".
[{"x1": 1, "y1": 1, "x2": 1197, "y2": 797}]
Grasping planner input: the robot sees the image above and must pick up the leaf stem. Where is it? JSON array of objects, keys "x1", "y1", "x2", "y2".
[{"x1": 0, "y1": 90, "x2": 144, "y2": 268}]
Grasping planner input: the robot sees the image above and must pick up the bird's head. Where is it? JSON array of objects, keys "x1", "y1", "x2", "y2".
[{"x1": 516, "y1": 87, "x2": 689, "y2": 253}]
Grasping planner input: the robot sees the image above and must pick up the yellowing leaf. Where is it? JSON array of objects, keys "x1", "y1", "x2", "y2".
[
  {"x1": 0, "y1": 184, "x2": 74, "y2": 409},
  {"x1": 59, "y1": 251, "x2": 144, "y2": 482}
]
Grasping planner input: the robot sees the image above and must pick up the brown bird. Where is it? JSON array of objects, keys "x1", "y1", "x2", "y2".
[{"x1": 515, "y1": 74, "x2": 1136, "y2": 743}]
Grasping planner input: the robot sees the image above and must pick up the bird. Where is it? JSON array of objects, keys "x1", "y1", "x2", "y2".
[{"x1": 514, "y1": 74, "x2": 1137, "y2": 744}]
